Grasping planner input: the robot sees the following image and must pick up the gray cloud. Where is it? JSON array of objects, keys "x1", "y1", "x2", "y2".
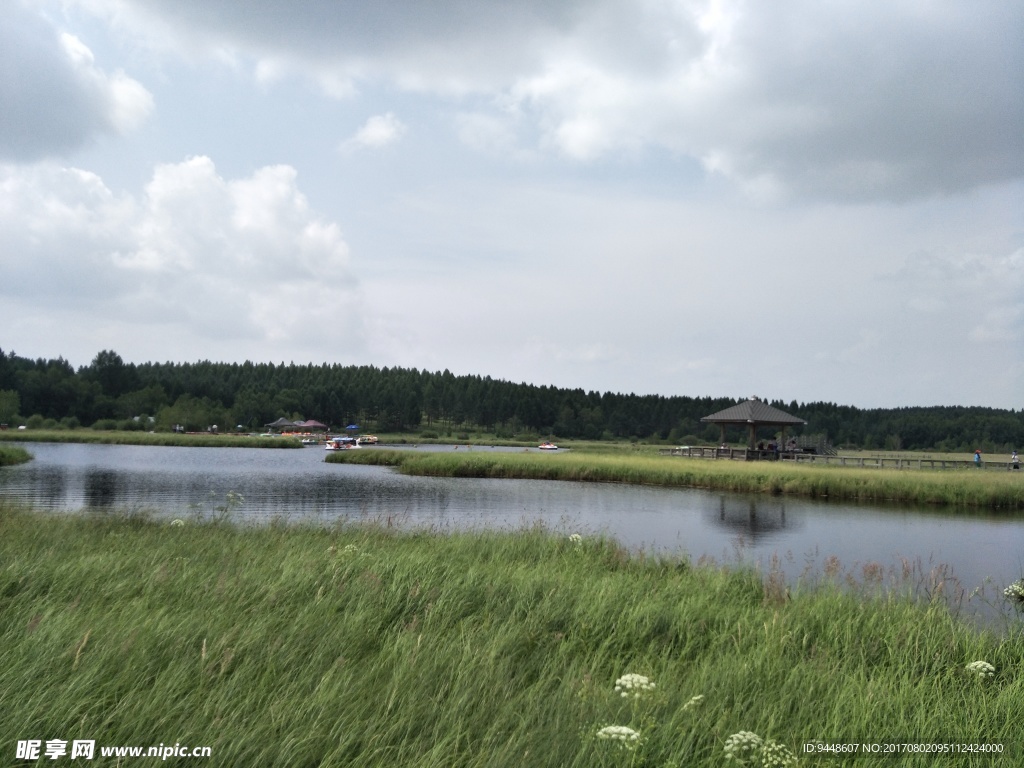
[
  {"x1": 82, "y1": 0, "x2": 588, "y2": 91},
  {"x1": 690, "y1": 1, "x2": 1024, "y2": 199},
  {"x1": 71, "y1": 0, "x2": 1024, "y2": 200}
]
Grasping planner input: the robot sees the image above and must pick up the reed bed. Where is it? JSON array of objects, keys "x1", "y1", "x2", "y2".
[
  {"x1": 1, "y1": 503, "x2": 1021, "y2": 767},
  {"x1": 0, "y1": 430, "x2": 302, "y2": 449},
  {"x1": 327, "y1": 449, "x2": 1024, "y2": 511},
  {"x1": 0, "y1": 445, "x2": 32, "y2": 466}
]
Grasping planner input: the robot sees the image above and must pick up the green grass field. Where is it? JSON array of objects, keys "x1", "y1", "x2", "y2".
[
  {"x1": 327, "y1": 449, "x2": 1024, "y2": 512},
  {"x1": 1, "y1": 503, "x2": 1022, "y2": 766}
]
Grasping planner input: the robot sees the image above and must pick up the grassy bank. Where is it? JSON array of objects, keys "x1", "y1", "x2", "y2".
[
  {"x1": 327, "y1": 449, "x2": 1024, "y2": 511},
  {"x1": 0, "y1": 430, "x2": 302, "y2": 449},
  {"x1": 0, "y1": 445, "x2": 32, "y2": 466},
  {"x1": 1, "y1": 504, "x2": 1021, "y2": 767}
]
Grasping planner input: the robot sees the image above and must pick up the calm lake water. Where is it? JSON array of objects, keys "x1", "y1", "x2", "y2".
[{"x1": 3, "y1": 442, "x2": 1023, "y2": 625}]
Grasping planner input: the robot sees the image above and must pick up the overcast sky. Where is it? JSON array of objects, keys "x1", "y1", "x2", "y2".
[{"x1": 2, "y1": 0, "x2": 1021, "y2": 409}]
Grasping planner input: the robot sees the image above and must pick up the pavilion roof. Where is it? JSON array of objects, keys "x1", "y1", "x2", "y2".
[
  {"x1": 700, "y1": 397, "x2": 806, "y2": 426},
  {"x1": 265, "y1": 417, "x2": 299, "y2": 428}
]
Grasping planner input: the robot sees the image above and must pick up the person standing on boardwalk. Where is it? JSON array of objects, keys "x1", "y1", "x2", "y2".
[
  {"x1": 1012, "y1": 450, "x2": 1020, "y2": 470},
  {"x1": 974, "y1": 449, "x2": 982, "y2": 468}
]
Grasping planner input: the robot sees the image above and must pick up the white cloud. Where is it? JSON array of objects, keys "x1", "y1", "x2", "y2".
[
  {"x1": 340, "y1": 113, "x2": 408, "y2": 152},
  {"x1": 0, "y1": 158, "x2": 362, "y2": 357},
  {"x1": 0, "y1": 2, "x2": 152, "y2": 160},
  {"x1": 58, "y1": 32, "x2": 152, "y2": 133}
]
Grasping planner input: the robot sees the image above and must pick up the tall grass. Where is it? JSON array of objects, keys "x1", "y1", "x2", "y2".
[
  {"x1": 0, "y1": 430, "x2": 302, "y2": 449},
  {"x1": 327, "y1": 449, "x2": 1024, "y2": 512},
  {"x1": 1, "y1": 503, "x2": 1021, "y2": 766},
  {"x1": 0, "y1": 445, "x2": 32, "y2": 466}
]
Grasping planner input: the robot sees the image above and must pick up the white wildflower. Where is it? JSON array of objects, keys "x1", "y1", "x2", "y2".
[
  {"x1": 569, "y1": 533, "x2": 583, "y2": 546},
  {"x1": 760, "y1": 739, "x2": 798, "y2": 768},
  {"x1": 724, "y1": 731, "x2": 763, "y2": 762},
  {"x1": 1003, "y1": 580, "x2": 1024, "y2": 603},
  {"x1": 965, "y1": 660, "x2": 995, "y2": 679},
  {"x1": 596, "y1": 725, "x2": 641, "y2": 749},
  {"x1": 170, "y1": 519, "x2": 185, "y2": 527},
  {"x1": 724, "y1": 731, "x2": 797, "y2": 767},
  {"x1": 614, "y1": 673, "x2": 655, "y2": 698},
  {"x1": 682, "y1": 694, "x2": 704, "y2": 711}
]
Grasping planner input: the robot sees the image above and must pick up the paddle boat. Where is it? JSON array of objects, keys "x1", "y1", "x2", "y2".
[
  {"x1": 325, "y1": 436, "x2": 359, "y2": 451},
  {"x1": 538, "y1": 441, "x2": 558, "y2": 450}
]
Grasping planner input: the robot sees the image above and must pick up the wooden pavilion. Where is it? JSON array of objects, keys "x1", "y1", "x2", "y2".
[{"x1": 700, "y1": 396, "x2": 807, "y2": 452}]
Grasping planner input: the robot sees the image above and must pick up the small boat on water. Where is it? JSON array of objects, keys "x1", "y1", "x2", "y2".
[
  {"x1": 325, "y1": 436, "x2": 359, "y2": 451},
  {"x1": 538, "y1": 441, "x2": 558, "y2": 450},
  {"x1": 356, "y1": 435, "x2": 379, "y2": 446}
]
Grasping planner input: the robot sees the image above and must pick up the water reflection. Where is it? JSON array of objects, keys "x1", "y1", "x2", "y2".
[
  {"x1": 35, "y1": 466, "x2": 68, "y2": 507},
  {"x1": 709, "y1": 497, "x2": 798, "y2": 540},
  {"x1": 84, "y1": 470, "x2": 121, "y2": 508}
]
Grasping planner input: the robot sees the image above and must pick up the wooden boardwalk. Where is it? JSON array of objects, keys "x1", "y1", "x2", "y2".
[{"x1": 658, "y1": 446, "x2": 1020, "y2": 471}]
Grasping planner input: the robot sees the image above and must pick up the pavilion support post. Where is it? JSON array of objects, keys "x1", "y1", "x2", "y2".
[
  {"x1": 748, "y1": 423, "x2": 756, "y2": 449},
  {"x1": 719, "y1": 425, "x2": 726, "y2": 445}
]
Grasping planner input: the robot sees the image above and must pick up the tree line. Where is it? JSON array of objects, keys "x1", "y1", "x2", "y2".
[{"x1": 0, "y1": 348, "x2": 1021, "y2": 451}]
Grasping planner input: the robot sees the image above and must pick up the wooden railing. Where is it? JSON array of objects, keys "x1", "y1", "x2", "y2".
[{"x1": 658, "y1": 446, "x2": 1020, "y2": 471}]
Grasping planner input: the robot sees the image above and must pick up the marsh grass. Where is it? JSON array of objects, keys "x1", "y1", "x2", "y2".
[
  {"x1": 326, "y1": 449, "x2": 1024, "y2": 511},
  {"x1": 1, "y1": 502, "x2": 1022, "y2": 766},
  {"x1": 0, "y1": 430, "x2": 302, "y2": 449},
  {"x1": 0, "y1": 445, "x2": 32, "y2": 466}
]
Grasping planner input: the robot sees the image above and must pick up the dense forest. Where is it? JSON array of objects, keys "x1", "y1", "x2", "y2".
[{"x1": 0, "y1": 348, "x2": 1021, "y2": 451}]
